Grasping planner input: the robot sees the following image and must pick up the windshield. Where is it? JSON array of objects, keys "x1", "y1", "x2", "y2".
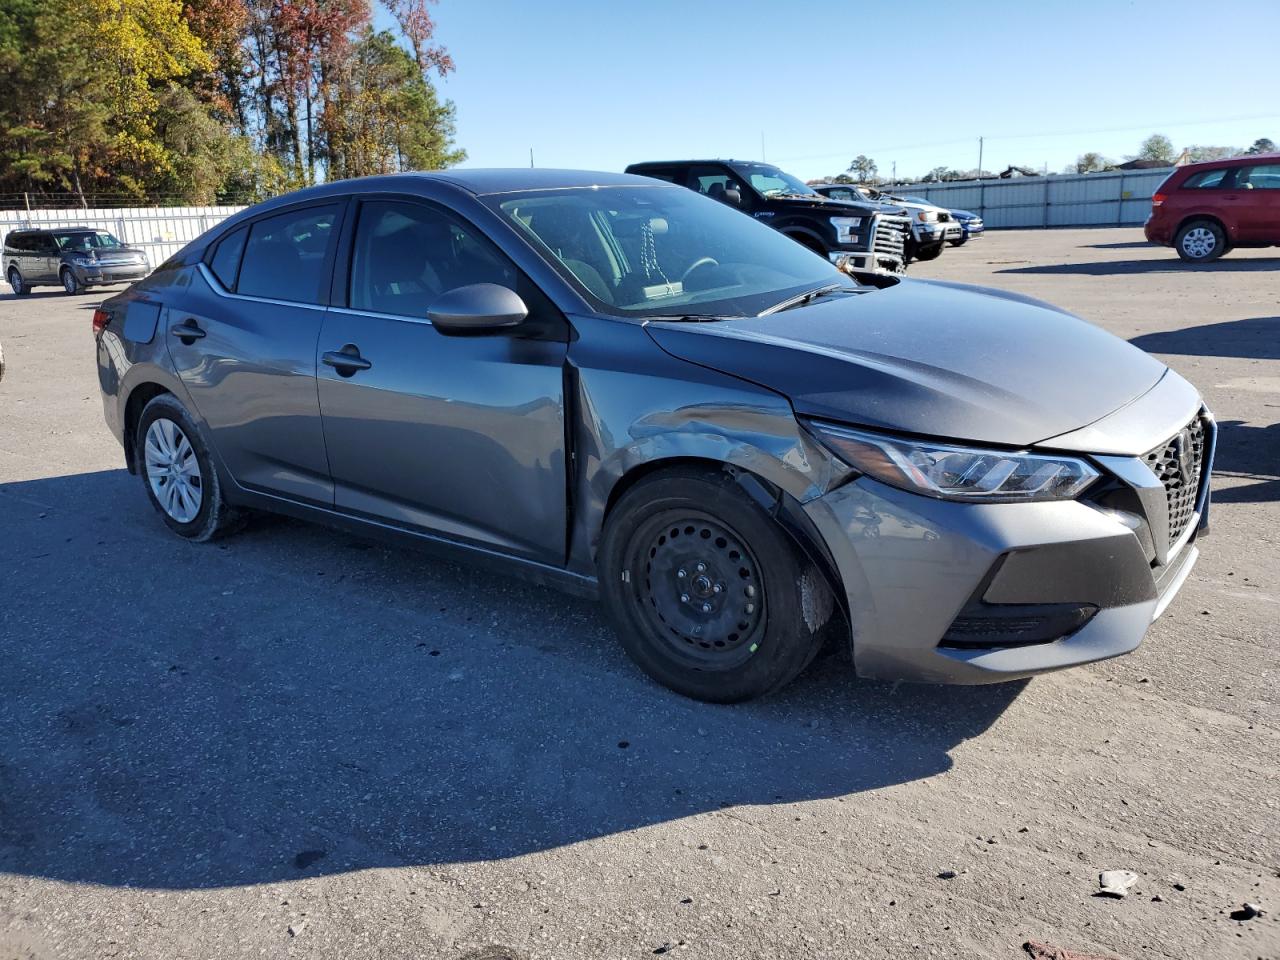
[
  {"x1": 491, "y1": 185, "x2": 847, "y2": 318},
  {"x1": 727, "y1": 162, "x2": 819, "y2": 198},
  {"x1": 54, "y1": 231, "x2": 123, "y2": 252}
]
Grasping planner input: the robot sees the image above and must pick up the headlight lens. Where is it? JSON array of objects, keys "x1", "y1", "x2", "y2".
[
  {"x1": 917, "y1": 210, "x2": 938, "y2": 222},
  {"x1": 829, "y1": 216, "x2": 862, "y2": 243},
  {"x1": 805, "y1": 421, "x2": 1100, "y2": 502}
]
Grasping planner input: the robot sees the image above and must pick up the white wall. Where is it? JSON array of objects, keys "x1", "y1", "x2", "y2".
[{"x1": 0, "y1": 205, "x2": 246, "y2": 264}]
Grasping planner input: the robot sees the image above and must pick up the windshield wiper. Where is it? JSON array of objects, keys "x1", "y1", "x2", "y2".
[{"x1": 759, "y1": 283, "x2": 852, "y2": 316}]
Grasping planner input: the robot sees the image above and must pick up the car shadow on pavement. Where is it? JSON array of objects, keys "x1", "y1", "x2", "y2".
[
  {"x1": 1208, "y1": 419, "x2": 1280, "y2": 504},
  {"x1": 0, "y1": 469, "x2": 1025, "y2": 890},
  {"x1": 1130, "y1": 316, "x2": 1280, "y2": 361},
  {"x1": 1083, "y1": 241, "x2": 1154, "y2": 250},
  {"x1": 996, "y1": 258, "x2": 1280, "y2": 276}
]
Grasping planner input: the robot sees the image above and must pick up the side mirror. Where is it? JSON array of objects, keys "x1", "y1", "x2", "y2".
[
  {"x1": 427, "y1": 283, "x2": 528, "y2": 335},
  {"x1": 722, "y1": 187, "x2": 743, "y2": 206}
]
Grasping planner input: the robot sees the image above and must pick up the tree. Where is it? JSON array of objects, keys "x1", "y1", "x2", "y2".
[
  {"x1": 1183, "y1": 145, "x2": 1240, "y2": 164},
  {"x1": 380, "y1": 0, "x2": 453, "y2": 75},
  {"x1": 847, "y1": 154, "x2": 877, "y2": 182},
  {"x1": 1136, "y1": 134, "x2": 1176, "y2": 163},
  {"x1": 1074, "y1": 152, "x2": 1108, "y2": 174},
  {"x1": 1245, "y1": 137, "x2": 1276, "y2": 155}
]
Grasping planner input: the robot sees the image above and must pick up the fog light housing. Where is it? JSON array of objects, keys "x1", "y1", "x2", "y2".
[{"x1": 941, "y1": 602, "x2": 1098, "y2": 649}]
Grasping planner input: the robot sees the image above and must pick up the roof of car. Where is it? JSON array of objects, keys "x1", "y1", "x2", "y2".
[{"x1": 1182, "y1": 152, "x2": 1280, "y2": 169}]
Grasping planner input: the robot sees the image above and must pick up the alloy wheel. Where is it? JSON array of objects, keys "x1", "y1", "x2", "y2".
[
  {"x1": 1181, "y1": 227, "x2": 1217, "y2": 259},
  {"x1": 144, "y1": 418, "x2": 203, "y2": 523},
  {"x1": 62, "y1": 269, "x2": 78, "y2": 294}
]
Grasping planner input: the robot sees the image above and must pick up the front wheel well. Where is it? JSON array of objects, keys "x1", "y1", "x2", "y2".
[
  {"x1": 601, "y1": 458, "x2": 851, "y2": 635},
  {"x1": 781, "y1": 230, "x2": 827, "y2": 255},
  {"x1": 122, "y1": 383, "x2": 172, "y2": 473}
]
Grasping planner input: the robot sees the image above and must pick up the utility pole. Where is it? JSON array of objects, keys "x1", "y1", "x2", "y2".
[
  {"x1": 977, "y1": 136, "x2": 984, "y2": 178},
  {"x1": 761, "y1": 131, "x2": 766, "y2": 162},
  {"x1": 891, "y1": 161, "x2": 896, "y2": 185},
  {"x1": 529, "y1": 148, "x2": 534, "y2": 168}
]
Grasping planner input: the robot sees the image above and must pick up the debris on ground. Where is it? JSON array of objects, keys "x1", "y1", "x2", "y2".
[
  {"x1": 1096, "y1": 870, "x2": 1139, "y2": 897},
  {"x1": 937, "y1": 870, "x2": 957, "y2": 880},
  {"x1": 287, "y1": 920, "x2": 307, "y2": 937},
  {"x1": 1023, "y1": 941, "x2": 1126, "y2": 960},
  {"x1": 1230, "y1": 902, "x2": 1264, "y2": 921}
]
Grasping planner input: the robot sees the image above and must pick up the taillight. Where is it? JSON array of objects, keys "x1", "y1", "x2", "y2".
[
  {"x1": 92, "y1": 308, "x2": 110, "y2": 334},
  {"x1": 1151, "y1": 192, "x2": 1167, "y2": 207}
]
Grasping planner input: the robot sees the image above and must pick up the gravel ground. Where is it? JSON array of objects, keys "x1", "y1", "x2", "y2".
[{"x1": 0, "y1": 228, "x2": 1277, "y2": 960}]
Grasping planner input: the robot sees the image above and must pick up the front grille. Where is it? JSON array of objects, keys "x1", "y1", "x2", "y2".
[
  {"x1": 870, "y1": 215, "x2": 908, "y2": 261},
  {"x1": 937, "y1": 211, "x2": 951, "y2": 223},
  {"x1": 1144, "y1": 416, "x2": 1206, "y2": 546}
]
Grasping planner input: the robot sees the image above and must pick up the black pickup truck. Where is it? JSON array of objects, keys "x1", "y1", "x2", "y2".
[{"x1": 624, "y1": 159, "x2": 910, "y2": 278}]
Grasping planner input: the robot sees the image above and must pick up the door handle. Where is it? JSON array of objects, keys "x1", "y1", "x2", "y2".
[
  {"x1": 322, "y1": 345, "x2": 372, "y2": 375},
  {"x1": 171, "y1": 320, "x2": 205, "y2": 342}
]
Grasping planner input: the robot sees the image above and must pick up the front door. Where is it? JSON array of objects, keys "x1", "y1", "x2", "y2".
[
  {"x1": 166, "y1": 201, "x2": 344, "y2": 505},
  {"x1": 316, "y1": 197, "x2": 570, "y2": 564}
]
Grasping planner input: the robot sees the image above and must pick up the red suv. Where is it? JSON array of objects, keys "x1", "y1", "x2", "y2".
[{"x1": 1144, "y1": 154, "x2": 1280, "y2": 262}]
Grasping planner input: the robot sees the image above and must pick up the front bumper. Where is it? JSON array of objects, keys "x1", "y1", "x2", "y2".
[
  {"x1": 804, "y1": 478, "x2": 1204, "y2": 684},
  {"x1": 73, "y1": 261, "x2": 149, "y2": 285},
  {"x1": 961, "y1": 222, "x2": 984, "y2": 238},
  {"x1": 942, "y1": 223, "x2": 963, "y2": 240}
]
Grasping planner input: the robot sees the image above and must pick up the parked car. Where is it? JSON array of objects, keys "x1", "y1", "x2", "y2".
[
  {"x1": 624, "y1": 160, "x2": 910, "y2": 278},
  {"x1": 3, "y1": 227, "x2": 150, "y2": 295},
  {"x1": 94, "y1": 170, "x2": 1213, "y2": 703},
  {"x1": 943, "y1": 207, "x2": 984, "y2": 245},
  {"x1": 1145, "y1": 154, "x2": 1280, "y2": 262},
  {"x1": 812, "y1": 184, "x2": 952, "y2": 261}
]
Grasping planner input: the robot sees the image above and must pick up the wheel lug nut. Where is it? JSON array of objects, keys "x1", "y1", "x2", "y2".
[
  {"x1": 677, "y1": 568, "x2": 686, "y2": 578},
  {"x1": 680, "y1": 593, "x2": 690, "y2": 603},
  {"x1": 701, "y1": 602, "x2": 712, "y2": 613},
  {"x1": 745, "y1": 585, "x2": 756, "y2": 598},
  {"x1": 713, "y1": 583, "x2": 723, "y2": 594},
  {"x1": 695, "y1": 562, "x2": 706, "y2": 573},
  {"x1": 745, "y1": 603, "x2": 755, "y2": 614}
]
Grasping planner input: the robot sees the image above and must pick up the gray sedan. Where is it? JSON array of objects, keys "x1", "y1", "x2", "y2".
[{"x1": 93, "y1": 169, "x2": 1213, "y2": 702}]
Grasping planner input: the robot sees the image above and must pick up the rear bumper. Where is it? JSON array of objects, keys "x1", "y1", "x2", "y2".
[
  {"x1": 804, "y1": 474, "x2": 1204, "y2": 685},
  {"x1": 1143, "y1": 217, "x2": 1173, "y2": 245}
]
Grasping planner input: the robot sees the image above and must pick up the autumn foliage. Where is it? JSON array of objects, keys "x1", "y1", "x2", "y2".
[{"x1": 0, "y1": 0, "x2": 463, "y2": 203}]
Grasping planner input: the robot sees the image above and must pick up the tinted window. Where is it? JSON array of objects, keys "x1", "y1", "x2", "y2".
[
  {"x1": 5, "y1": 233, "x2": 29, "y2": 251},
  {"x1": 237, "y1": 205, "x2": 339, "y2": 304},
  {"x1": 208, "y1": 226, "x2": 247, "y2": 290},
  {"x1": 349, "y1": 200, "x2": 518, "y2": 317},
  {"x1": 1244, "y1": 164, "x2": 1280, "y2": 189},
  {"x1": 1182, "y1": 169, "x2": 1229, "y2": 189}
]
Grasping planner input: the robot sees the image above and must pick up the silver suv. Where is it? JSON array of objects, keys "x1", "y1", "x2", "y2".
[{"x1": 4, "y1": 227, "x2": 150, "y2": 295}]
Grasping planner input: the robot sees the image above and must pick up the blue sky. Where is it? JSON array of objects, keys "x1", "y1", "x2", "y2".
[{"x1": 382, "y1": 0, "x2": 1279, "y2": 181}]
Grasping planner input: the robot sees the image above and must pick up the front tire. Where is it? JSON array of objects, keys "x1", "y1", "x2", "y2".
[
  {"x1": 8, "y1": 267, "x2": 27, "y2": 295},
  {"x1": 948, "y1": 236, "x2": 968, "y2": 247},
  {"x1": 599, "y1": 469, "x2": 830, "y2": 702},
  {"x1": 1175, "y1": 220, "x2": 1226, "y2": 263},
  {"x1": 61, "y1": 267, "x2": 83, "y2": 295},
  {"x1": 136, "y1": 394, "x2": 242, "y2": 542},
  {"x1": 914, "y1": 242, "x2": 945, "y2": 261}
]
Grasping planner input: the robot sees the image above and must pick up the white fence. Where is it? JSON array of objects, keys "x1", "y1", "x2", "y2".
[
  {"x1": 0, "y1": 205, "x2": 246, "y2": 264},
  {"x1": 885, "y1": 167, "x2": 1175, "y2": 228}
]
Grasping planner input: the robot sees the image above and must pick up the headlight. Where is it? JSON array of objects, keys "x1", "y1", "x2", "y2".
[
  {"x1": 72, "y1": 253, "x2": 94, "y2": 263},
  {"x1": 805, "y1": 421, "x2": 1100, "y2": 502},
  {"x1": 829, "y1": 216, "x2": 862, "y2": 243},
  {"x1": 917, "y1": 210, "x2": 938, "y2": 222}
]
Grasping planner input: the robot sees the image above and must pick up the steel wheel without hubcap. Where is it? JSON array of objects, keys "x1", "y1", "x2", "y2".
[
  {"x1": 629, "y1": 510, "x2": 766, "y2": 669},
  {"x1": 1180, "y1": 227, "x2": 1217, "y2": 260},
  {"x1": 144, "y1": 418, "x2": 203, "y2": 523}
]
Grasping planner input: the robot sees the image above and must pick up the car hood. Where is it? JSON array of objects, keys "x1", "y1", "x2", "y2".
[{"x1": 645, "y1": 278, "x2": 1168, "y2": 448}]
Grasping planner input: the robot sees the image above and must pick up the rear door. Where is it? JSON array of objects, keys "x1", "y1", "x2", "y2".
[
  {"x1": 315, "y1": 196, "x2": 570, "y2": 563},
  {"x1": 166, "y1": 201, "x2": 345, "y2": 505},
  {"x1": 33, "y1": 234, "x2": 59, "y2": 281}
]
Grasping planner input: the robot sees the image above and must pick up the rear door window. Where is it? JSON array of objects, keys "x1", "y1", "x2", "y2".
[
  {"x1": 236, "y1": 205, "x2": 340, "y2": 304},
  {"x1": 207, "y1": 226, "x2": 248, "y2": 290},
  {"x1": 1181, "y1": 169, "x2": 1230, "y2": 189}
]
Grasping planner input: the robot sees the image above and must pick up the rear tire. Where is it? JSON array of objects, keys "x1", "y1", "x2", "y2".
[
  {"x1": 914, "y1": 242, "x2": 945, "y2": 261},
  {"x1": 598, "y1": 469, "x2": 830, "y2": 702},
  {"x1": 1175, "y1": 219, "x2": 1226, "y2": 263},
  {"x1": 8, "y1": 267, "x2": 27, "y2": 296},
  {"x1": 61, "y1": 267, "x2": 82, "y2": 295},
  {"x1": 136, "y1": 394, "x2": 242, "y2": 542}
]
